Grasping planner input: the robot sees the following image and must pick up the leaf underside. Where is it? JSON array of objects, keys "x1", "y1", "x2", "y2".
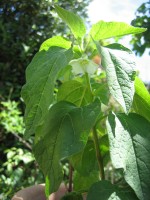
[
  {"x1": 106, "y1": 112, "x2": 150, "y2": 200},
  {"x1": 96, "y1": 42, "x2": 136, "y2": 113}
]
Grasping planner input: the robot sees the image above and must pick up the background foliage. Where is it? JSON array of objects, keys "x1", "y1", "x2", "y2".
[{"x1": 130, "y1": 0, "x2": 150, "y2": 56}]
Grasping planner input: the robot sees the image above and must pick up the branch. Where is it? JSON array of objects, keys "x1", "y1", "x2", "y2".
[{"x1": 12, "y1": 132, "x2": 32, "y2": 150}]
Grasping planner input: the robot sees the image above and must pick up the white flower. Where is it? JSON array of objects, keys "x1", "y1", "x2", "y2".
[{"x1": 70, "y1": 58, "x2": 98, "y2": 75}]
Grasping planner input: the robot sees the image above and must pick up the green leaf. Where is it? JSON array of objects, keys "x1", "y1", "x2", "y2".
[
  {"x1": 73, "y1": 171, "x2": 99, "y2": 192},
  {"x1": 57, "y1": 65, "x2": 72, "y2": 83},
  {"x1": 40, "y1": 36, "x2": 71, "y2": 51},
  {"x1": 70, "y1": 136, "x2": 109, "y2": 176},
  {"x1": 87, "y1": 181, "x2": 138, "y2": 200},
  {"x1": 133, "y1": 77, "x2": 150, "y2": 122},
  {"x1": 93, "y1": 82, "x2": 110, "y2": 105},
  {"x1": 70, "y1": 140, "x2": 98, "y2": 176},
  {"x1": 90, "y1": 21, "x2": 147, "y2": 41},
  {"x1": 57, "y1": 80, "x2": 93, "y2": 107},
  {"x1": 39, "y1": 36, "x2": 81, "y2": 58},
  {"x1": 33, "y1": 100, "x2": 101, "y2": 195},
  {"x1": 55, "y1": 5, "x2": 86, "y2": 39},
  {"x1": 96, "y1": 42, "x2": 136, "y2": 113},
  {"x1": 106, "y1": 112, "x2": 150, "y2": 200},
  {"x1": 21, "y1": 47, "x2": 73, "y2": 138}
]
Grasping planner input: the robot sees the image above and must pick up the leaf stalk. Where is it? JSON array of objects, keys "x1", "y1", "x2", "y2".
[{"x1": 93, "y1": 126, "x2": 105, "y2": 180}]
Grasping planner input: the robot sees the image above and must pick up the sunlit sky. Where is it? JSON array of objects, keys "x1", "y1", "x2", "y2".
[{"x1": 88, "y1": 0, "x2": 150, "y2": 83}]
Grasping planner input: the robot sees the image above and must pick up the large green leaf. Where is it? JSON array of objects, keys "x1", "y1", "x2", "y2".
[
  {"x1": 90, "y1": 21, "x2": 147, "y2": 41},
  {"x1": 33, "y1": 100, "x2": 101, "y2": 195},
  {"x1": 57, "y1": 80, "x2": 93, "y2": 107},
  {"x1": 96, "y1": 42, "x2": 136, "y2": 113},
  {"x1": 87, "y1": 181, "x2": 138, "y2": 200},
  {"x1": 40, "y1": 36, "x2": 71, "y2": 51},
  {"x1": 55, "y1": 5, "x2": 86, "y2": 40},
  {"x1": 106, "y1": 112, "x2": 150, "y2": 200},
  {"x1": 133, "y1": 77, "x2": 150, "y2": 122},
  {"x1": 21, "y1": 47, "x2": 73, "y2": 138}
]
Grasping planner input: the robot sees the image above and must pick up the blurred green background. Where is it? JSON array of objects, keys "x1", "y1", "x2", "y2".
[{"x1": 0, "y1": 0, "x2": 149, "y2": 199}]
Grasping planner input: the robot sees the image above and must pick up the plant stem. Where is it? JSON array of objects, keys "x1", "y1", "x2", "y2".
[
  {"x1": 85, "y1": 72, "x2": 93, "y2": 95},
  {"x1": 93, "y1": 126, "x2": 105, "y2": 180},
  {"x1": 68, "y1": 163, "x2": 73, "y2": 192}
]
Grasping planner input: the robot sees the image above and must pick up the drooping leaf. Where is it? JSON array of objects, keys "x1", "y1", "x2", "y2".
[
  {"x1": 33, "y1": 100, "x2": 101, "y2": 195},
  {"x1": 87, "y1": 181, "x2": 138, "y2": 200},
  {"x1": 57, "y1": 80, "x2": 93, "y2": 107},
  {"x1": 133, "y1": 77, "x2": 150, "y2": 122},
  {"x1": 73, "y1": 171, "x2": 99, "y2": 192},
  {"x1": 55, "y1": 5, "x2": 86, "y2": 40},
  {"x1": 21, "y1": 47, "x2": 73, "y2": 138},
  {"x1": 106, "y1": 112, "x2": 150, "y2": 200},
  {"x1": 90, "y1": 21, "x2": 147, "y2": 41},
  {"x1": 40, "y1": 36, "x2": 71, "y2": 51},
  {"x1": 96, "y1": 42, "x2": 136, "y2": 113}
]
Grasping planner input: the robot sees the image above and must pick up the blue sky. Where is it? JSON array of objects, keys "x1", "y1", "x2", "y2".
[{"x1": 88, "y1": 0, "x2": 150, "y2": 83}]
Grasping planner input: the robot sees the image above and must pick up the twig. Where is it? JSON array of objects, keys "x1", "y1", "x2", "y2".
[{"x1": 12, "y1": 132, "x2": 32, "y2": 150}]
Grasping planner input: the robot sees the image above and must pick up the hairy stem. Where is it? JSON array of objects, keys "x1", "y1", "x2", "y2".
[{"x1": 93, "y1": 126, "x2": 105, "y2": 180}]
